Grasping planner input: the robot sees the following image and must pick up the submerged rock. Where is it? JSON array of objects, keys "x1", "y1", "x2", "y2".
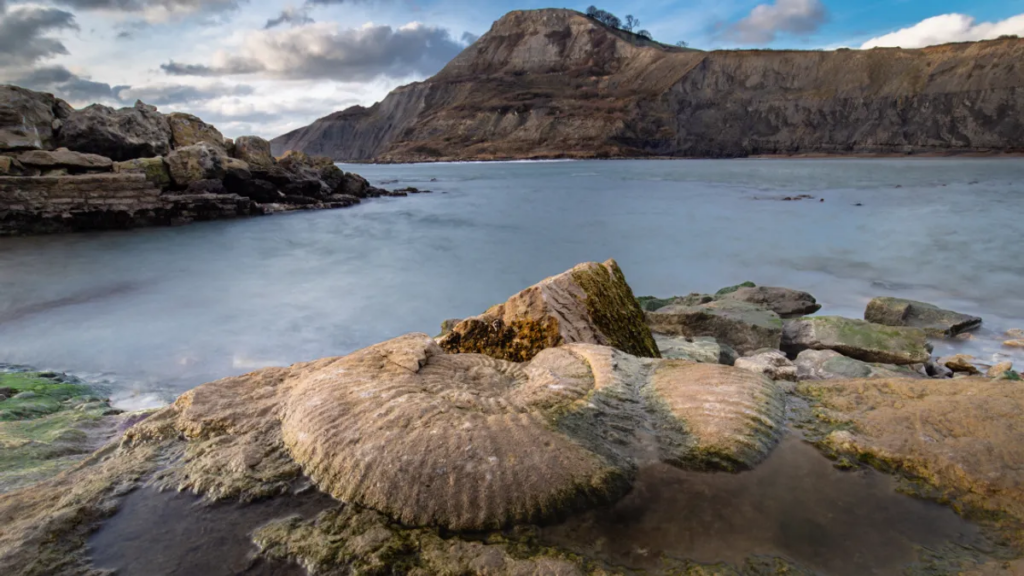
[
  {"x1": 798, "y1": 377, "x2": 1024, "y2": 549},
  {"x1": 646, "y1": 300, "x2": 783, "y2": 355},
  {"x1": 654, "y1": 334, "x2": 738, "y2": 365},
  {"x1": 734, "y1": 349, "x2": 798, "y2": 382},
  {"x1": 438, "y1": 260, "x2": 659, "y2": 362},
  {"x1": 794, "y1": 349, "x2": 922, "y2": 381},
  {"x1": 719, "y1": 286, "x2": 821, "y2": 318},
  {"x1": 864, "y1": 297, "x2": 982, "y2": 337},
  {"x1": 782, "y1": 316, "x2": 930, "y2": 365}
]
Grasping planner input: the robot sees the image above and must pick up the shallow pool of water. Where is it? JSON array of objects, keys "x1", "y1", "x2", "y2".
[{"x1": 540, "y1": 434, "x2": 985, "y2": 575}]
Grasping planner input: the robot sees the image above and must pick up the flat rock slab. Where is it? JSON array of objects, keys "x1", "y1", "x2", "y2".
[
  {"x1": 719, "y1": 286, "x2": 821, "y2": 318},
  {"x1": 864, "y1": 297, "x2": 981, "y2": 337},
  {"x1": 654, "y1": 334, "x2": 738, "y2": 365},
  {"x1": 15, "y1": 149, "x2": 113, "y2": 171},
  {"x1": 646, "y1": 300, "x2": 783, "y2": 355},
  {"x1": 782, "y1": 316, "x2": 930, "y2": 365},
  {"x1": 798, "y1": 377, "x2": 1024, "y2": 543},
  {"x1": 795, "y1": 349, "x2": 922, "y2": 380}
]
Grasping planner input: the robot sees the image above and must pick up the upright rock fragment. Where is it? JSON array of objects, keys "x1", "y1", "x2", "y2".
[{"x1": 439, "y1": 260, "x2": 659, "y2": 361}]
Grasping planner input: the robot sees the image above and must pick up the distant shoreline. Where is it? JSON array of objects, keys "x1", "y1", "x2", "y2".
[{"x1": 337, "y1": 150, "x2": 1024, "y2": 165}]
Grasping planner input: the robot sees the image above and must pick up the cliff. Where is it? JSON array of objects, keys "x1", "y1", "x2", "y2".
[{"x1": 271, "y1": 8, "x2": 1024, "y2": 161}]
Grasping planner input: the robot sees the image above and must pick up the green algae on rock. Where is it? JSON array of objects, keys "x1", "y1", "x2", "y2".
[
  {"x1": 0, "y1": 370, "x2": 133, "y2": 494},
  {"x1": 782, "y1": 316, "x2": 930, "y2": 365},
  {"x1": 714, "y1": 281, "x2": 757, "y2": 298},
  {"x1": 864, "y1": 296, "x2": 982, "y2": 337},
  {"x1": 646, "y1": 300, "x2": 784, "y2": 355},
  {"x1": 439, "y1": 260, "x2": 659, "y2": 362}
]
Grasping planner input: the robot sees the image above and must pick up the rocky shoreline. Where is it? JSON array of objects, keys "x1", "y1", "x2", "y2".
[
  {"x1": 1, "y1": 261, "x2": 1022, "y2": 575},
  {"x1": 0, "y1": 85, "x2": 421, "y2": 237}
]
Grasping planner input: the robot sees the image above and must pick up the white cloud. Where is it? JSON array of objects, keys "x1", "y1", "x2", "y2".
[
  {"x1": 726, "y1": 0, "x2": 827, "y2": 44},
  {"x1": 861, "y1": 13, "x2": 1024, "y2": 49}
]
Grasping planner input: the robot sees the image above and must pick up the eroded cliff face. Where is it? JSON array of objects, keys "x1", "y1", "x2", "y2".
[{"x1": 270, "y1": 8, "x2": 1024, "y2": 162}]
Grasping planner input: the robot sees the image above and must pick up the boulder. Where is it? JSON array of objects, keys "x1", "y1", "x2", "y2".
[
  {"x1": 795, "y1": 349, "x2": 922, "y2": 380},
  {"x1": 638, "y1": 293, "x2": 712, "y2": 312},
  {"x1": 112, "y1": 157, "x2": 172, "y2": 190},
  {"x1": 924, "y1": 358, "x2": 954, "y2": 378},
  {"x1": 734, "y1": 349, "x2": 798, "y2": 382},
  {"x1": 232, "y1": 135, "x2": 275, "y2": 170},
  {"x1": 438, "y1": 260, "x2": 660, "y2": 362},
  {"x1": 782, "y1": 316, "x2": 930, "y2": 365},
  {"x1": 719, "y1": 286, "x2": 821, "y2": 318},
  {"x1": 58, "y1": 101, "x2": 172, "y2": 162},
  {"x1": 166, "y1": 112, "x2": 226, "y2": 152},
  {"x1": 653, "y1": 334, "x2": 738, "y2": 365},
  {"x1": 864, "y1": 297, "x2": 982, "y2": 337},
  {"x1": 938, "y1": 354, "x2": 981, "y2": 375},
  {"x1": 340, "y1": 171, "x2": 372, "y2": 198},
  {"x1": 15, "y1": 149, "x2": 113, "y2": 172},
  {"x1": 987, "y1": 362, "x2": 1015, "y2": 379},
  {"x1": 166, "y1": 142, "x2": 227, "y2": 187},
  {"x1": 0, "y1": 85, "x2": 71, "y2": 151},
  {"x1": 646, "y1": 300, "x2": 783, "y2": 355},
  {"x1": 225, "y1": 177, "x2": 283, "y2": 203}
]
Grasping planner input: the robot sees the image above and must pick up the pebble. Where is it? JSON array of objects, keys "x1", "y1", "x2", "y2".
[
  {"x1": 1005, "y1": 340, "x2": 1024, "y2": 348},
  {"x1": 1006, "y1": 328, "x2": 1024, "y2": 338},
  {"x1": 987, "y1": 362, "x2": 1014, "y2": 379},
  {"x1": 939, "y1": 354, "x2": 980, "y2": 375}
]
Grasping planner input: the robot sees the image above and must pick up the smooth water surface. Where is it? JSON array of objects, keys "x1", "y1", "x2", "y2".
[
  {"x1": 541, "y1": 434, "x2": 984, "y2": 575},
  {"x1": 1, "y1": 158, "x2": 1022, "y2": 407}
]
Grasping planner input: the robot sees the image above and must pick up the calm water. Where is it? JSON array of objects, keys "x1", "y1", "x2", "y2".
[{"x1": 1, "y1": 158, "x2": 1022, "y2": 408}]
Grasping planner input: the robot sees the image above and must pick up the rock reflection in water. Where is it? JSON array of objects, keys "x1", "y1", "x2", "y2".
[
  {"x1": 541, "y1": 434, "x2": 983, "y2": 575},
  {"x1": 88, "y1": 487, "x2": 335, "y2": 576}
]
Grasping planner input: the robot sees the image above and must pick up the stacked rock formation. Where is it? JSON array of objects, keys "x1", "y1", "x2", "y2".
[{"x1": 0, "y1": 85, "x2": 411, "y2": 236}]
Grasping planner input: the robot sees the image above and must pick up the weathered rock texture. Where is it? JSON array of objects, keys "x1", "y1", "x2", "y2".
[
  {"x1": 0, "y1": 174, "x2": 258, "y2": 235},
  {"x1": 438, "y1": 260, "x2": 659, "y2": 362},
  {"x1": 271, "y1": 9, "x2": 1024, "y2": 161},
  {"x1": 864, "y1": 297, "x2": 982, "y2": 337},
  {"x1": 795, "y1": 349, "x2": 921, "y2": 380},
  {"x1": 720, "y1": 286, "x2": 821, "y2": 318},
  {"x1": 734, "y1": 349, "x2": 798, "y2": 382},
  {"x1": 782, "y1": 316, "x2": 930, "y2": 365},
  {"x1": 646, "y1": 300, "x2": 783, "y2": 355},
  {"x1": 0, "y1": 86, "x2": 71, "y2": 151},
  {"x1": 654, "y1": 334, "x2": 738, "y2": 365},
  {"x1": 0, "y1": 87, "x2": 410, "y2": 236},
  {"x1": 799, "y1": 377, "x2": 1024, "y2": 548}
]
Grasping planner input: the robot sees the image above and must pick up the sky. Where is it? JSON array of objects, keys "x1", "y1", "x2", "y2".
[{"x1": 1, "y1": 0, "x2": 1022, "y2": 139}]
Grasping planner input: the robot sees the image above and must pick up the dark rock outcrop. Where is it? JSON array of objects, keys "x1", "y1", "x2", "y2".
[
  {"x1": 58, "y1": 101, "x2": 173, "y2": 162},
  {"x1": 271, "y1": 9, "x2": 1024, "y2": 161},
  {"x1": 0, "y1": 87, "x2": 410, "y2": 236},
  {"x1": 0, "y1": 86, "x2": 72, "y2": 152}
]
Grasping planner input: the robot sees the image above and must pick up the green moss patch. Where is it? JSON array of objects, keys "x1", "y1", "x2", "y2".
[{"x1": 571, "y1": 261, "x2": 660, "y2": 358}]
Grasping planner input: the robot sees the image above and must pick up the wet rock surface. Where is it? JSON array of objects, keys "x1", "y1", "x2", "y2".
[
  {"x1": 654, "y1": 334, "x2": 738, "y2": 365},
  {"x1": 865, "y1": 296, "x2": 983, "y2": 337},
  {"x1": 782, "y1": 316, "x2": 930, "y2": 365}
]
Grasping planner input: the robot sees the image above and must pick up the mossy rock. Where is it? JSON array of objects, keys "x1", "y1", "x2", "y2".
[
  {"x1": 0, "y1": 372, "x2": 94, "y2": 422},
  {"x1": 638, "y1": 293, "x2": 713, "y2": 312},
  {"x1": 783, "y1": 316, "x2": 930, "y2": 365},
  {"x1": 714, "y1": 281, "x2": 756, "y2": 298},
  {"x1": 439, "y1": 260, "x2": 659, "y2": 362},
  {"x1": 112, "y1": 156, "x2": 172, "y2": 190},
  {"x1": 864, "y1": 297, "x2": 982, "y2": 337}
]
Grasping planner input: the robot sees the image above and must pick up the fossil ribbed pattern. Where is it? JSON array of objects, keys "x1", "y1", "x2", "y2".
[
  {"x1": 280, "y1": 333, "x2": 631, "y2": 531},
  {"x1": 649, "y1": 361, "x2": 786, "y2": 470}
]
